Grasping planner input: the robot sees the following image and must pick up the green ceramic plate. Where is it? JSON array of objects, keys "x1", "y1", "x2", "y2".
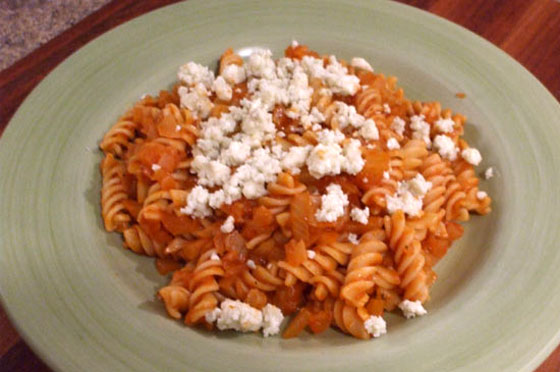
[{"x1": 1, "y1": 0, "x2": 560, "y2": 371}]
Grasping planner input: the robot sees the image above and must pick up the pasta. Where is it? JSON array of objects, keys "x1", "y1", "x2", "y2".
[{"x1": 99, "y1": 42, "x2": 491, "y2": 339}]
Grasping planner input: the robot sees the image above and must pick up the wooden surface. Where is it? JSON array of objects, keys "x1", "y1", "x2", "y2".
[{"x1": 0, "y1": 0, "x2": 559, "y2": 371}]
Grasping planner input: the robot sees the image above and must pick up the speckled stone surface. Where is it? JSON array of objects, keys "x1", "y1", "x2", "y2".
[{"x1": 0, "y1": 0, "x2": 112, "y2": 70}]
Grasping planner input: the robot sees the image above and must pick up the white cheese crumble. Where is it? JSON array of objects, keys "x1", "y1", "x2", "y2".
[
  {"x1": 180, "y1": 186, "x2": 212, "y2": 218},
  {"x1": 433, "y1": 135, "x2": 458, "y2": 161},
  {"x1": 176, "y1": 125, "x2": 181, "y2": 132},
  {"x1": 220, "y1": 216, "x2": 235, "y2": 233},
  {"x1": 359, "y1": 119, "x2": 379, "y2": 140},
  {"x1": 348, "y1": 233, "x2": 359, "y2": 245},
  {"x1": 315, "y1": 184, "x2": 349, "y2": 222},
  {"x1": 281, "y1": 146, "x2": 312, "y2": 175},
  {"x1": 178, "y1": 84, "x2": 214, "y2": 119},
  {"x1": 301, "y1": 107, "x2": 325, "y2": 129},
  {"x1": 391, "y1": 117, "x2": 406, "y2": 136},
  {"x1": 151, "y1": 164, "x2": 161, "y2": 172},
  {"x1": 221, "y1": 64, "x2": 246, "y2": 85},
  {"x1": 410, "y1": 115, "x2": 431, "y2": 147},
  {"x1": 220, "y1": 140, "x2": 251, "y2": 166},
  {"x1": 386, "y1": 174, "x2": 432, "y2": 217},
  {"x1": 461, "y1": 147, "x2": 482, "y2": 166},
  {"x1": 191, "y1": 156, "x2": 231, "y2": 187},
  {"x1": 246, "y1": 259, "x2": 256, "y2": 270},
  {"x1": 301, "y1": 55, "x2": 360, "y2": 95},
  {"x1": 205, "y1": 299, "x2": 263, "y2": 332},
  {"x1": 205, "y1": 300, "x2": 284, "y2": 337},
  {"x1": 306, "y1": 143, "x2": 345, "y2": 178},
  {"x1": 350, "y1": 206, "x2": 369, "y2": 225},
  {"x1": 210, "y1": 252, "x2": 221, "y2": 261},
  {"x1": 434, "y1": 118, "x2": 455, "y2": 133},
  {"x1": 407, "y1": 173, "x2": 433, "y2": 196},
  {"x1": 262, "y1": 304, "x2": 284, "y2": 337},
  {"x1": 383, "y1": 171, "x2": 390, "y2": 180},
  {"x1": 307, "y1": 250, "x2": 316, "y2": 260},
  {"x1": 485, "y1": 167, "x2": 494, "y2": 179},
  {"x1": 212, "y1": 76, "x2": 233, "y2": 101},
  {"x1": 386, "y1": 138, "x2": 400, "y2": 150},
  {"x1": 178, "y1": 61, "x2": 215, "y2": 89},
  {"x1": 350, "y1": 57, "x2": 373, "y2": 72},
  {"x1": 317, "y1": 129, "x2": 345, "y2": 144},
  {"x1": 476, "y1": 190, "x2": 488, "y2": 200},
  {"x1": 342, "y1": 139, "x2": 365, "y2": 175},
  {"x1": 364, "y1": 315, "x2": 387, "y2": 338},
  {"x1": 398, "y1": 300, "x2": 427, "y2": 319},
  {"x1": 383, "y1": 103, "x2": 391, "y2": 114}
]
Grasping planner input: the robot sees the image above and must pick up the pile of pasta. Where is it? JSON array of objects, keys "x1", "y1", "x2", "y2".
[{"x1": 100, "y1": 44, "x2": 491, "y2": 339}]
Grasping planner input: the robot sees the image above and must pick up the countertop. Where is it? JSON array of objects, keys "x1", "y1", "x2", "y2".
[{"x1": 0, "y1": 0, "x2": 559, "y2": 371}]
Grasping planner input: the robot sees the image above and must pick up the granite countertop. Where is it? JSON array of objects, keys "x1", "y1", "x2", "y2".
[{"x1": 0, "y1": 0, "x2": 112, "y2": 70}]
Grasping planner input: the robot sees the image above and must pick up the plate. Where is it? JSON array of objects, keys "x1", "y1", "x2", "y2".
[{"x1": 1, "y1": 1, "x2": 560, "y2": 371}]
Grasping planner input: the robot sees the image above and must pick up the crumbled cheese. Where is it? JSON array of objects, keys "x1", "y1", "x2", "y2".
[
  {"x1": 350, "y1": 57, "x2": 373, "y2": 72},
  {"x1": 221, "y1": 216, "x2": 235, "y2": 233},
  {"x1": 180, "y1": 186, "x2": 212, "y2": 218},
  {"x1": 205, "y1": 307, "x2": 221, "y2": 323},
  {"x1": 407, "y1": 173, "x2": 433, "y2": 197},
  {"x1": 399, "y1": 300, "x2": 427, "y2": 319},
  {"x1": 212, "y1": 76, "x2": 233, "y2": 101},
  {"x1": 350, "y1": 206, "x2": 369, "y2": 225},
  {"x1": 410, "y1": 115, "x2": 431, "y2": 147},
  {"x1": 262, "y1": 304, "x2": 284, "y2": 337},
  {"x1": 178, "y1": 61, "x2": 215, "y2": 88},
  {"x1": 461, "y1": 147, "x2": 482, "y2": 166},
  {"x1": 386, "y1": 138, "x2": 400, "y2": 150},
  {"x1": 476, "y1": 190, "x2": 488, "y2": 200},
  {"x1": 315, "y1": 184, "x2": 349, "y2": 222},
  {"x1": 208, "y1": 190, "x2": 226, "y2": 209},
  {"x1": 307, "y1": 250, "x2": 316, "y2": 260},
  {"x1": 383, "y1": 171, "x2": 390, "y2": 180},
  {"x1": 210, "y1": 252, "x2": 221, "y2": 261},
  {"x1": 246, "y1": 259, "x2": 256, "y2": 270},
  {"x1": 317, "y1": 129, "x2": 345, "y2": 144},
  {"x1": 433, "y1": 135, "x2": 458, "y2": 161},
  {"x1": 364, "y1": 315, "x2": 387, "y2": 338},
  {"x1": 300, "y1": 107, "x2": 325, "y2": 129},
  {"x1": 301, "y1": 55, "x2": 360, "y2": 96},
  {"x1": 391, "y1": 117, "x2": 406, "y2": 137},
  {"x1": 348, "y1": 233, "x2": 359, "y2": 245},
  {"x1": 386, "y1": 175, "x2": 432, "y2": 217},
  {"x1": 485, "y1": 167, "x2": 494, "y2": 179},
  {"x1": 342, "y1": 139, "x2": 365, "y2": 175},
  {"x1": 178, "y1": 84, "x2": 214, "y2": 119},
  {"x1": 151, "y1": 164, "x2": 161, "y2": 172},
  {"x1": 383, "y1": 103, "x2": 391, "y2": 114},
  {"x1": 220, "y1": 140, "x2": 252, "y2": 166},
  {"x1": 191, "y1": 156, "x2": 231, "y2": 187},
  {"x1": 281, "y1": 146, "x2": 312, "y2": 175},
  {"x1": 434, "y1": 118, "x2": 455, "y2": 133},
  {"x1": 359, "y1": 119, "x2": 379, "y2": 140},
  {"x1": 246, "y1": 49, "x2": 277, "y2": 79},
  {"x1": 207, "y1": 299, "x2": 263, "y2": 332},
  {"x1": 333, "y1": 101, "x2": 365, "y2": 129},
  {"x1": 176, "y1": 125, "x2": 181, "y2": 132},
  {"x1": 306, "y1": 143, "x2": 345, "y2": 178},
  {"x1": 221, "y1": 64, "x2": 246, "y2": 85}
]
